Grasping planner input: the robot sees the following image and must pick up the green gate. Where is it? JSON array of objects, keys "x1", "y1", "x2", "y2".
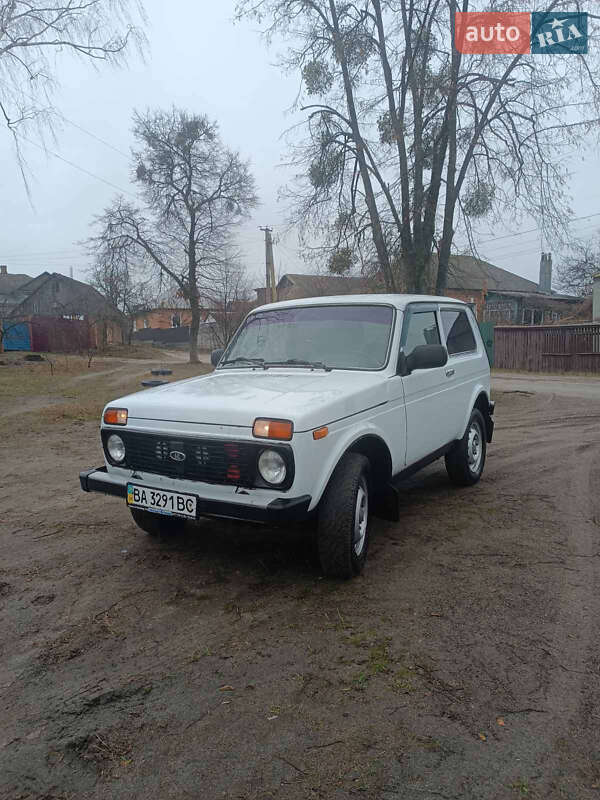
[{"x1": 478, "y1": 322, "x2": 494, "y2": 366}]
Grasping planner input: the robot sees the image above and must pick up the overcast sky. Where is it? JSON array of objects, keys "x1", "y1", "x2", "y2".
[{"x1": 1, "y1": 0, "x2": 599, "y2": 294}]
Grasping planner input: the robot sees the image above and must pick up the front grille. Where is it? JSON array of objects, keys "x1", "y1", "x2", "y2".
[{"x1": 102, "y1": 430, "x2": 293, "y2": 490}]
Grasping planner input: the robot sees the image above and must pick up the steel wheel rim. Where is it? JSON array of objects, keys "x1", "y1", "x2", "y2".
[
  {"x1": 353, "y1": 480, "x2": 368, "y2": 556},
  {"x1": 467, "y1": 420, "x2": 483, "y2": 473}
]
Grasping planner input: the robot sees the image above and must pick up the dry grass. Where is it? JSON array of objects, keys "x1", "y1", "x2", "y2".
[
  {"x1": 0, "y1": 354, "x2": 119, "y2": 400},
  {"x1": 0, "y1": 356, "x2": 211, "y2": 436},
  {"x1": 97, "y1": 342, "x2": 167, "y2": 360}
]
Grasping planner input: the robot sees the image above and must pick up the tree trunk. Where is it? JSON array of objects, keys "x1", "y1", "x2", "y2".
[
  {"x1": 436, "y1": 2, "x2": 460, "y2": 295},
  {"x1": 328, "y1": 0, "x2": 396, "y2": 292},
  {"x1": 189, "y1": 294, "x2": 200, "y2": 363}
]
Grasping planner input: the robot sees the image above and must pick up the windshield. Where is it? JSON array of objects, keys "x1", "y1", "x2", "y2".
[{"x1": 221, "y1": 304, "x2": 394, "y2": 371}]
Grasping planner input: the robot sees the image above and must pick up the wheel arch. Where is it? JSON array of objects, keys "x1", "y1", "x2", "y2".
[
  {"x1": 309, "y1": 429, "x2": 394, "y2": 510},
  {"x1": 472, "y1": 389, "x2": 494, "y2": 442},
  {"x1": 346, "y1": 433, "x2": 393, "y2": 493}
]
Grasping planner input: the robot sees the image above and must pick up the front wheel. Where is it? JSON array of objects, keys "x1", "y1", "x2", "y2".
[
  {"x1": 129, "y1": 508, "x2": 185, "y2": 537},
  {"x1": 317, "y1": 453, "x2": 370, "y2": 579},
  {"x1": 445, "y1": 408, "x2": 487, "y2": 486}
]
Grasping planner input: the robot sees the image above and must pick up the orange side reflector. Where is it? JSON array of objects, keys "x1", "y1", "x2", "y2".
[
  {"x1": 103, "y1": 407, "x2": 128, "y2": 425},
  {"x1": 253, "y1": 418, "x2": 293, "y2": 441},
  {"x1": 312, "y1": 426, "x2": 328, "y2": 440}
]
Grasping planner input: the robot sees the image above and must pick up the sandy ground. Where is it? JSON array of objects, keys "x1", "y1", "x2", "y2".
[
  {"x1": 492, "y1": 372, "x2": 600, "y2": 399},
  {"x1": 1, "y1": 363, "x2": 600, "y2": 800}
]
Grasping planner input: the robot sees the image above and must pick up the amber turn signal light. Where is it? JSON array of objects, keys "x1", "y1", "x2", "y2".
[
  {"x1": 103, "y1": 407, "x2": 128, "y2": 425},
  {"x1": 253, "y1": 418, "x2": 293, "y2": 441},
  {"x1": 312, "y1": 426, "x2": 328, "y2": 440}
]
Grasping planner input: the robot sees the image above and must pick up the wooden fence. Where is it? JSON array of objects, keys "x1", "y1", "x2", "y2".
[{"x1": 494, "y1": 323, "x2": 600, "y2": 373}]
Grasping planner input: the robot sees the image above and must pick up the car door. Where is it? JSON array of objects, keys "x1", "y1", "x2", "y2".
[
  {"x1": 401, "y1": 304, "x2": 457, "y2": 466},
  {"x1": 438, "y1": 305, "x2": 481, "y2": 440}
]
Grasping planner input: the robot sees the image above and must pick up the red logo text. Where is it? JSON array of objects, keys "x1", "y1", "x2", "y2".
[{"x1": 455, "y1": 12, "x2": 531, "y2": 54}]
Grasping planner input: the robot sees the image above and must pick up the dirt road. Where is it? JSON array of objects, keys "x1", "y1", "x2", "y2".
[
  {"x1": 493, "y1": 371, "x2": 600, "y2": 400},
  {"x1": 1, "y1": 367, "x2": 599, "y2": 799}
]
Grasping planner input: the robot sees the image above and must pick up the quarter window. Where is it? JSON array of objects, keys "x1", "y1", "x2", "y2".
[
  {"x1": 402, "y1": 311, "x2": 441, "y2": 355},
  {"x1": 441, "y1": 309, "x2": 477, "y2": 355}
]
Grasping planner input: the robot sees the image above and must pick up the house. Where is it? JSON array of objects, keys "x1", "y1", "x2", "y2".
[
  {"x1": 0, "y1": 265, "x2": 34, "y2": 313},
  {"x1": 255, "y1": 254, "x2": 584, "y2": 324},
  {"x1": 132, "y1": 301, "x2": 255, "y2": 350},
  {"x1": 445, "y1": 253, "x2": 581, "y2": 323},
  {"x1": 0, "y1": 265, "x2": 124, "y2": 351},
  {"x1": 132, "y1": 305, "x2": 194, "y2": 331},
  {"x1": 132, "y1": 307, "x2": 218, "y2": 348},
  {"x1": 255, "y1": 273, "x2": 375, "y2": 305}
]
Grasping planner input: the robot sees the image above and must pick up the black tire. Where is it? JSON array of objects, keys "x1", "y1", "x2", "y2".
[
  {"x1": 129, "y1": 508, "x2": 185, "y2": 537},
  {"x1": 445, "y1": 408, "x2": 487, "y2": 486},
  {"x1": 317, "y1": 453, "x2": 370, "y2": 579}
]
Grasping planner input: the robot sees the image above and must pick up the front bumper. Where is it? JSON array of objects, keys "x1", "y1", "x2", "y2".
[{"x1": 79, "y1": 467, "x2": 312, "y2": 524}]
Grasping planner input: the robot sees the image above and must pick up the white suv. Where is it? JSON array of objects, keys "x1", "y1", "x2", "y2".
[{"x1": 81, "y1": 294, "x2": 494, "y2": 578}]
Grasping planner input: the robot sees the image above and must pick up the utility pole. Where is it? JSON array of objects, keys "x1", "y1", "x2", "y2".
[{"x1": 260, "y1": 226, "x2": 277, "y2": 303}]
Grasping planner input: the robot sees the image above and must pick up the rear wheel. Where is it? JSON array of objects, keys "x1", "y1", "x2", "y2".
[
  {"x1": 317, "y1": 453, "x2": 370, "y2": 579},
  {"x1": 445, "y1": 408, "x2": 487, "y2": 486},
  {"x1": 129, "y1": 508, "x2": 185, "y2": 537}
]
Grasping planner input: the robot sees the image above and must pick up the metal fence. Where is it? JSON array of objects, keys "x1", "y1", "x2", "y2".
[
  {"x1": 133, "y1": 326, "x2": 191, "y2": 345},
  {"x1": 494, "y1": 323, "x2": 600, "y2": 373},
  {"x1": 2, "y1": 316, "x2": 93, "y2": 353}
]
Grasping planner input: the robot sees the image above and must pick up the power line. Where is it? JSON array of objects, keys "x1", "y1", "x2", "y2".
[
  {"x1": 475, "y1": 210, "x2": 600, "y2": 247},
  {"x1": 18, "y1": 134, "x2": 136, "y2": 198},
  {"x1": 477, "y1": 220, "x2": 600, "y2": 262},
  {"x1": 0, "y1": 76, "x2": 130, "y2": 160},
  {"x1": 59, "y1": 116, "x2": 130, "y2": 160},
  {"x1": 0, "y1": 247, "x2": 84, "y2": 255}
]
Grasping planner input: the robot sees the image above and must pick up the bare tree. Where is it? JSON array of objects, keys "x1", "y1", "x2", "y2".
[
  {"x1": 238, "y1": 0, "x2": 600, "y2": 293},
  {"x1": 556, "y1": 237, "x2": 600, "y2": 296},
  {"x1": 202, "y1": 259, "x2": 252, "y2": 348},
  {"x1": 89, "y1": 249, "x2": 156, "y2": 344},
  {"x1": 0, "y1": 0, "x2": 145, "y2": 183},
  {"x1": 88, "y1": 108, "x2": 258, "y2": 362}
]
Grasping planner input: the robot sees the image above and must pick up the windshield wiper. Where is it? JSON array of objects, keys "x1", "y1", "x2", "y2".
[
  {"x1": 264, "y1": 358, "x2": 332, "y2": 372},
  {"x1": 220, "y1": 357, "x2": 266, "y2": 368}
]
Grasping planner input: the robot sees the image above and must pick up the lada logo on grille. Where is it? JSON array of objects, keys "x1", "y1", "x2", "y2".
[{"x1": 169, "y1": 450, "x2": 186, "y2": 462}]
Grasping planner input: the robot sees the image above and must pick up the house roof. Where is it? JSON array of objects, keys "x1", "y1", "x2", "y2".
[
  {"x1": 445, "y1": 255, "x2": 540, "y2": 293},
  {"x1": 277, "y1": 260, "x2": 542, "y2": 297},
  {"x1": 0, "y1": 271, "x2": 33, "y2": 297},
  {"x1": 9, "y1": 272, "x2": 124, "y2": 319},
  {"x1": 279, "y1": 273, "x2": 372, "y2": 294},
  {"x1": 490, "y1": 289, "x2": 580, "y2": 303}
]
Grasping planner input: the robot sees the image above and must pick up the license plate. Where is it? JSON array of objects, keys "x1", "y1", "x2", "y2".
[{"x1": 126, "y1": 483, "x2": 197, "y2": 519}]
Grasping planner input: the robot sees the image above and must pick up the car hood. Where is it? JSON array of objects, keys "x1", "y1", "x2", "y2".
[{"x1": 110, "y1": 368, "x2": 388, "y2": 432}]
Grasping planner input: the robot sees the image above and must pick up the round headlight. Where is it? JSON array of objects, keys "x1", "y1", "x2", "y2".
[
  {"x1": 258, "y1": 449, "x2": 286, "y2": 485},
  {"x1": 107, "y1": 433, "x2": 126, "y2": 463}
]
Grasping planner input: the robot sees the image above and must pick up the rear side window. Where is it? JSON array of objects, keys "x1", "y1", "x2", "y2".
[
  {"x1": 441, "y1": 309, "x2": 477, "y2": 355},
  {"x1": 402, "y1": 310, "x2": 441, "y2": 355}
]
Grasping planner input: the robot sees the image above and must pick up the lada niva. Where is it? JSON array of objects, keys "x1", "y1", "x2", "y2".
[{"x1": 80, "y1": 294, "x2": 493, "y2": 578}]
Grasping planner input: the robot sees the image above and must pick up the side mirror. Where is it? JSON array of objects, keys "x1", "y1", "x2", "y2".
[
  {"x1": 404, "y1": 344, "x2": 448, "y2": 374},
  {"x1": 211, "y1": 348, "x2": 224, "y2": 367}
]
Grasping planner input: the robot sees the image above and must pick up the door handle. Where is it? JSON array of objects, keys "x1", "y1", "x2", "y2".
[{"x1": 445, "y1": 368, "x2": 455, "y2": 377}]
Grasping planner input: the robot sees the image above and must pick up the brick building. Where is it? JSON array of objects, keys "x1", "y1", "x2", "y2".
[
  {"x1": 132, "y1": 306, "x2": 194, "y2": 331},
  {"x1": 444, "y1": 253, "x2": 581, "y2": 323}
]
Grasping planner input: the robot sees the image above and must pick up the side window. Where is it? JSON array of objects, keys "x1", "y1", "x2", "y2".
[
  {"x1": 441, "y1": 309, "x2": 477, "y2": 355},
  {"x1": 403, "y1": 311, "x2": 440, "y2": 355}
]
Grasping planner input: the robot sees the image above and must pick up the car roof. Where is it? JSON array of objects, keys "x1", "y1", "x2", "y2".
[{"x1": 252, "y1": 293, "x2": 467, "y2": 313}]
